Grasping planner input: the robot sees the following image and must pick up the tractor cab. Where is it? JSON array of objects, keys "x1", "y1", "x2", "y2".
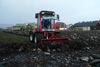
[{"x1": 35, "y1": 11, "x2": 59, "y2": 31}]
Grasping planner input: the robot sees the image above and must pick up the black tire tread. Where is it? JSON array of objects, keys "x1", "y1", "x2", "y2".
[
  {"x1": 35, "y1": 33, "x2": 44, "y2": 43},
  {"x1": 29, "y1": 32, "x2": 35, "y2": 43}
]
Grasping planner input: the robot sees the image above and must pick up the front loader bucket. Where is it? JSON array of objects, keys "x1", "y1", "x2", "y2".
[{"x1": 40, "y1": 38, "x2": 70, "y2": 44}]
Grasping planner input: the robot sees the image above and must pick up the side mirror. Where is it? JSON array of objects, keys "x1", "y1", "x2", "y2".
[
  {"x1": 35, "y1": 13, "x2": 39, "y2": 18},
  {"x1": 57, "y1": 14, "x2": 60, "y2": 21}
]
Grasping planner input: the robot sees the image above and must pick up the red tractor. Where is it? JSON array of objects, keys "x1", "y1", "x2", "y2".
[{"x1": 29, "y1": 11, "x2": 69, "y2": 44}]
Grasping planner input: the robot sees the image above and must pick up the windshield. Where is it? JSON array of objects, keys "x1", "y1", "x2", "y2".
[
  {"x1": 41, "y1": 15, "x2": 54, "y2": 29},
  {"x1": 42, "y1": 15, "x2": 55, "y2": 19}
]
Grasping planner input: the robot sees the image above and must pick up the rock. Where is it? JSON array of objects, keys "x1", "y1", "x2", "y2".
[
  {"x1": 80, "y1": 57, "x2": 89, "y2": 62},
  {"x1": 89, "y1": 56, "x2": 94, "y2": 61},
  {"x1": 86, "y1": 64, "x2": 92, "y2": 67},
  {"x1": 86, "y1": 47, "x2": 90, "y2": 50},
  {"x1": 90, "y1": 59, "x2": 100, "y2": 67},
  {"x1": 37, "y1": 48, "x2": 42, "y2": 53},
  {"x1": 3, "y1": 59, "x2": 5, "y2": 61},
  {"x1": 18, "y1": 46, "x2": 24, "y2": 52},
  {"x1": 33, "y1": 49, "x2": 36, "y2": 51},
  {"x1": 47, "y1": 46, "x2": 51, "y2": 52},
  {"x1": 66, "y1": 60, "x2": 70, "y2": 63},
  {"x1": 76, "y1": 57, "x2": 80, "y2": 61},
  {"x1": 49, "y1": 60, "x2": 57, "y2": 65},
  {"x1": 15, "y1": 55, "x2": 20, "y2": 61},
  {"x1": 51, "y1": 42, "x2": 57, "y2": 45},
  {"x1": 64, "y1": 64, "x2": 68, "y2": 67},
  {"x1": 37, "y1": 48, "x2": 41, "y2": 51},
  {"x1": 92, "y1": 54, "x2": 100, "y2": 59},
  {"x1": 72, "y1": 36, "x2": 76, "y2": 39},
  {"x1": 44, "y1": 52, "x2": 50, "y2": 55},
  {"x1": 74, "y1": 33, "x2": 76, "y2": 35},
  {"x1": 90, "y1": 59, "x2": 100, "y2": 64},
  {"x1": 52, "y1": 49, "x2": 56, "y2": 51},
  {"x1": 57, "y1": 48, "x2": 62, "y2": 52},
  {"x1": 33, "y1": 57, "x2": 38, "y2": 60}
]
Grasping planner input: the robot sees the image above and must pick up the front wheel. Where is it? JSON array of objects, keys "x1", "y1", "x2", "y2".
[
  {"x1": 34, "y1": 36, "x2": 37, "y2": 44},
  {"x1": 29, "y1": 32, "x2": 44, "y2": 44},
  {"x1": 29, "y1": 33, "x2": 38, "y2": 44},
  {"x1": 29, "y1": 33, "x2": 34, "y2": 43}
]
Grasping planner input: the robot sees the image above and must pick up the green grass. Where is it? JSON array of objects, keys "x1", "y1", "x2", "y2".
[{"x1": 0, "y1": 31, "x2": 31, "y2": 44}]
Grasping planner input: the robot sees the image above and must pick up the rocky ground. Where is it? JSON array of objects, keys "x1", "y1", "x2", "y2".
[{"x1": 0, "y1": 31, "x2": 100, "y2": 67}]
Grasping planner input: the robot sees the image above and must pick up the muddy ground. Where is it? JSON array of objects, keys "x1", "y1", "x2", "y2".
[{"x1": 0, "y1": 31, "x2": 100, "y2": 67}]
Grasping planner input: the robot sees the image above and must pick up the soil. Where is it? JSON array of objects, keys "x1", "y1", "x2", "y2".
[{"x1": 0, "y1": 31, "x2": 100, "y2": 67}]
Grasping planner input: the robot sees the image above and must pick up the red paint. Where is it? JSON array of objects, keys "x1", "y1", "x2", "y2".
[
  {"x1": 33, "y1": 28, "x2": 39, "y2": 31},
  {"x1": 40, "y1": 14, "x2": 42, "y2": 31},
  {"x1": 44, "y1": 32, "x2": 49, "y2": 36},
  {"x1": 40, "y1": 38, "x2": 69, "y2": 44},
  {"x1": 40, "y1": 31, "x2": 69, "y2": 44},
  {"x1": 54, "y1": 19, "x2": 56, "y2": 31}
]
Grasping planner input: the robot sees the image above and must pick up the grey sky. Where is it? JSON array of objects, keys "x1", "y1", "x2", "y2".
[{"x1": 0, "y1": 0, "x2": 100, "y2": 25}]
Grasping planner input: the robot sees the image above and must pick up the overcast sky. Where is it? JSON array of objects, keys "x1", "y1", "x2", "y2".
[{"x1": 0, "y1": 0, "x2": 100, "y2": 25}]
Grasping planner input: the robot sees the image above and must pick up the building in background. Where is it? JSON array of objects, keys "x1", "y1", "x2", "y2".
[
  {"x1": 10, "y1": 24, "x2": 25, "y2": 31},
  {"x1": 73, "y1": 21, "x2": 100, "y2": 31},
  {"x1": 24, "y1": 22, "x2": 36, "y2": 31},
  {"x1": 67, "y1": 24, "x2": 73, "y2": 30},
  {"x1": 24, "y1": 22, "x2": 36, "y2": 27},
  {"x1": 7, "y1": 22, "x2": 37, "y2": 31},
  {"x1": 16, "y1": 24, "x2": 25, "y2": 27},
  {"x1": 56, "y1": 22, "x2": 67, "y2": 30}
]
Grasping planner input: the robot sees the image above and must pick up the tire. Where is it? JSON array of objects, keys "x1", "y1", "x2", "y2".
[
  {"x1": 34, "y1": 35, "x2": 37, "y2": 44},
  {"x1": 29, "y1": 32, "x2": 35, "y2": 43},
  {"x1": 34, "y1": 33, "x2": 44, "y2": 43}
]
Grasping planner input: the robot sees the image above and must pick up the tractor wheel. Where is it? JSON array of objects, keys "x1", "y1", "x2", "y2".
[
  {"x1": 34, "y1": 33, "x2": 44, "y2": 43},
  {"x1": 34, "y1": 35, "x2": 37, "y2": 44},
  {"x1": 29, "y1": 32, "x2": 35, "y2": 43}
]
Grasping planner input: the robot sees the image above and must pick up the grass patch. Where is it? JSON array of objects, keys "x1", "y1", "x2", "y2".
[{"x1": 0, "y1": 31, "x2": 31, "y2": 44}]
